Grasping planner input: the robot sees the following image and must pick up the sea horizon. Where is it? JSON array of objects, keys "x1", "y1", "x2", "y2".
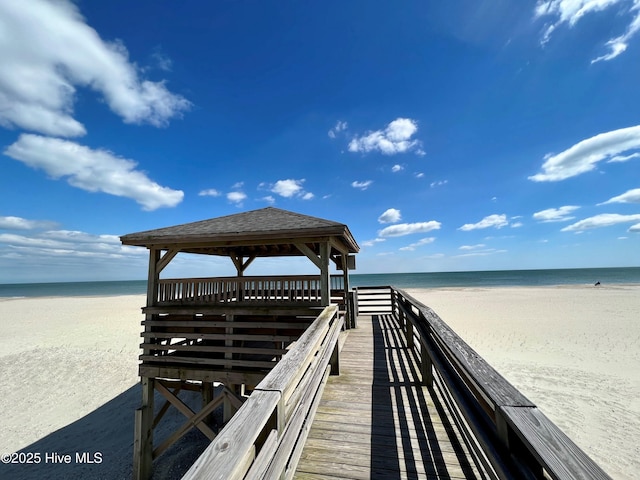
[{"x1": 1, "y1": 266, "x2": 639, "y2": 299}]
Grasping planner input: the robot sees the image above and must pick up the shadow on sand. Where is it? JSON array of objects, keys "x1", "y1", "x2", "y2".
[{"x1": 0, "y1": 384, "x2": 214, "y2": 480}]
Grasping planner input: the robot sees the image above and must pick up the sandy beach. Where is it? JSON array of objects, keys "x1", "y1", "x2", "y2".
[
  {"x1": 0, "y1": 295, "x2": 209, "y2": 480},
  {"x1": 1, "y1": 286, "x2": 638, "y2": 479},
  {"x1": 406, "y1": 285, "x2": 640, "y2": 480}
]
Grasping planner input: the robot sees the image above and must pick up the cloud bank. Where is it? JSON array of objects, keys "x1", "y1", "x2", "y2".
[
  {"x1": 529, "y1": 125, "x2": 640, "y2": 181},
  {"x1": 0, "y1": 0, "x2": 190, "y2": 137},
  {"x1": 5, "y1": 134, "x2": 184, "y2": 210},
  {"x1": 534, "y1": 0, "x2": 640, "y2": 62}
]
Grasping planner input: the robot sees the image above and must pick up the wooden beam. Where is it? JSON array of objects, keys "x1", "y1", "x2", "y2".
[
  {"x1": 230, "y1": 254, "x2": 257, "y2": 276},
  {"x1": 294, "y1": 242, "x2": 322, "y2": 269},
  {"x1": 156, "y1": 248, "x2": 179, "y2": 273}
]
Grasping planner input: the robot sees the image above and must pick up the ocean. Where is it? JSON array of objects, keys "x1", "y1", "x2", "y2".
[{"x1": 1, "y1": 267, "x2": 639, "y2": 298}]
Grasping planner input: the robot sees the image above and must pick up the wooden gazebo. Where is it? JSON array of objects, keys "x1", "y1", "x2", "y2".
[{"x1": 120, "y1": 207, "x2": 359, "y2": 479}]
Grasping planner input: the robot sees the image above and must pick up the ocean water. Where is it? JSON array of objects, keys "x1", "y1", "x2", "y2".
[
  {"x1": 350, "y1": 267, "x2": 640, "y2": 288},
  {"x1": 1, "y1": 267, "x2": 639, "y2": 298}
]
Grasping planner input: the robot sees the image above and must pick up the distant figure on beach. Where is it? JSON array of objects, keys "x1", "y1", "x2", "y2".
[{"x1": 595, "y1": 281, "x2": 601, "y2": 286}]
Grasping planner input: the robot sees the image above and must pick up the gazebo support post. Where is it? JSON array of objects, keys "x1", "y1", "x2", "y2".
[
  {"x1": 320, "y1": 242, "x2": 330, "y2": 306},
  {"x1": 134, "y1": 248, "x2": 161, "y2": 480}
]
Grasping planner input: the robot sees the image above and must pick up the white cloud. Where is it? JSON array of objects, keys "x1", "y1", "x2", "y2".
[
  {"x1": 399, "y1": 237, "x2": 435, "y2": 251},
  {"x1": 630, "y1": 223, "x2": 640, "y2": 232},
  {"x1": 609, "y1": 152, "x2": 640, "y2": 163},
  {"x1": 378, "y1": 208, "x2": 402, "y2": 224},
  {"x1": 227, "y1": 191, "x2": 247, "y2": 204},
  {"x1": 533, "y1": 205, "x2": 581, "y2": 222},
  {"x1": 5, "y1": 134, "x2": 183, "y2": 210},
  {"x1": 599, "y1": 187, "x2": 640, "y2": 204},
  {"x1": 0, "y1": 216, "x2": 57, "y2": 230},
  {"x1": 348, "y1": 118, "x2": 423, "y2": 155},
  {"x1": 459, "y1": 244, "x2": 486, "y2": 250},
  {"x1": 529, "y1": 125, "x2": 640, "y2": 181},
  {"x1": 391, "y1": 164, "x2": 404, "y2": 172},
  {"x1": 271, "y1": 178, "x2": 313, "y2": 199},
  {"x1": 199, "y1": 189, "x2": 222, "y2": 197},
  {"x1": 534, "y1": 0, "x2": 640, "y2": 62},
  {"x1": 454, "y1": 248, "x2": 507, "y2": 258},
  {"x1": 0, "y1": 0, "x2": 190, "y2": 137},
  {"x1": 0, "y1": 228, "x2": 144, "y2": 263},
  {"x1": 379, "y1": 221, "x2": 441, "y2": 237},
  {"x1": 361, "y1": 238, "x2": 386, "y2": 248},
  {"x1": 459, "y1": 214, "x2": 508, "y2": 231},
  {"x1": 561, "y1": 213, "x2": 640, "y2": 231},
  {"x1": 351, "y1": 180, "x2": 373, "y2": 190},
  {"x1": 430, "y1": 180, "x2": 448, "y2": 188},
  {"x1": 328, "y1": 120, "x2": 347, "y2": 139}
]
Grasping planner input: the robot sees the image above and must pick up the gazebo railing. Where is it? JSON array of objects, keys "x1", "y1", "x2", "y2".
[{"x1": 156, "y1": 275, "x2": 345, "y2": 305}]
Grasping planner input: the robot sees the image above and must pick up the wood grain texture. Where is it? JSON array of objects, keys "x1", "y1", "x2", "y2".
[{"x1": 294, "y1": 313, "x2": 490, "y2": 480}]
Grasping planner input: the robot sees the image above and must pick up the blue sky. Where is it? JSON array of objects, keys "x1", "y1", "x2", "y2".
[{"x1": 1, "y1": 0, "x2": 640, "y2": 283}]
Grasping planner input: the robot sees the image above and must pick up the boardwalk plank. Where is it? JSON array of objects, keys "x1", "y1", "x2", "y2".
[{"x1": 293, "y1": 314, "x2": 489, "y2": 480}]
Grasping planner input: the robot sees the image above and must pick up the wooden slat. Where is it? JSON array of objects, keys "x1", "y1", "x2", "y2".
[
  {"x1": 293, "y1": 313, "x2": 489, "y2": 479},
  {"x1": 139, "y1": 355, "x2": 276, "y2": 369},
  {"x1": 139, "y1": 343, "x2": 287, "y2": 356},
  {"x1": 140, "y1": 332, "x2": 298, "y2": 342},
  {"x1": 142, "y1": 320, "x2": 312, "y2": 329}
]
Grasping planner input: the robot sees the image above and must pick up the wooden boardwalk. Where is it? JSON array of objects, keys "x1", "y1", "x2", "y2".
[{"x1": 294, "y1": 313, "x2": 489, "y2": 480}]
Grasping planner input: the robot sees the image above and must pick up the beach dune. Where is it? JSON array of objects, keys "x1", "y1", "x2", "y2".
[{"x1": 1, "y1": 285, "x2": 638, "y2": 479}]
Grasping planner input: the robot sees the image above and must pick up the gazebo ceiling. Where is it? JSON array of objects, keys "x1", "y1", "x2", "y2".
[{"x1": 120, "y1": 207, "x2": 360, "y2": 257}]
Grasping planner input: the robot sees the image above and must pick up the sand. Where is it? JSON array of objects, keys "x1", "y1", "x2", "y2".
[
  {"x1": 0, "y1": 286, "x2": 638, "y2": 479},
  {"x1": 0, "y1": 295, "x2": 210, "y2": 480},
  {"x1": 405, "y1": 285, "x2": 640, "y2": 480}
]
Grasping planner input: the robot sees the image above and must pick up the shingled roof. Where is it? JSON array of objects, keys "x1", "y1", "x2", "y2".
[{"x1": 120, "y1": 207, "x2": 359, "y2": 256}]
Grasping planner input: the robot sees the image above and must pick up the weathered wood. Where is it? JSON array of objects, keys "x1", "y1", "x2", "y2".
[
  {"x1": 499, "y1": 406, "x2": 612, "y2": 480},
  {"x1": 183, "y1": 305, "x2": 343, "y2": 480},
  {"x1": 256, "y1": 305, "x2": 338, "y2": 401},
  {"x1": 294, "y1": 314, "x2": 489, "y2": 480},
  {"x1": 140, "y1": 343, "x2": 288, "y2": 356},
  {"x1": 392, "y1": 287, "x2": 612, "y2": 480},
  {"x1": 182, "y1": 390, "x2": 281, "y2": 480},
  {"x1": 138, "y1": 365, "x2": 267, "y2": 385},
  {"x1": 143, "y1": 305, "x2": 323, "y2": 316},
  {"x1": 140, "y1": 355, "x2": 277, "y2": 369},
  {"x1": 142, "y1": 320, "x2": 312, "y2": 329},
  {"x1": 141, "y1": 332, "x2": 298, "y2": 342}
]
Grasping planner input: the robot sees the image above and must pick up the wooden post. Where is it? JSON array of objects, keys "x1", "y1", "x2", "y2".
[
  {"x1": 202, "y1": 381, "x2": 215, "y2": 427},
  {"x1": 329, "y1": 341, "x2": 340, "y2": 375},
  {"x1": 134, "y1": 377, "x2": 155, "y2": 480},
  {"x1": 341, "y1": 253, "x2": 352, "y2": 328},
  {"x1": 320, "y1": 242, "x2": 330, "y2": 306},
  {"x1": 134, "y1": 248, "x2": 160, "y2": 480},
  {"x1": 420, "y1": 342, "x2": 433, "y2": 387}
]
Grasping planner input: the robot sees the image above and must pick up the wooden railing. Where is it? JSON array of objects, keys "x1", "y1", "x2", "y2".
[
  {"x1": 182, "y1": 305, "x2": 343, "y2": 480},
  {"x1": 390, "y1": 287, "x2": 612, "y2": 480},
  {"x1": 156, "y1": 275, "x2": 345, "y2": 306}
]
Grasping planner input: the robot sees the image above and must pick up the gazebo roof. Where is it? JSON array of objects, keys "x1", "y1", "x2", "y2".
[{"x1": 120, "y1": 207, "x2": 359, "y2": 257}]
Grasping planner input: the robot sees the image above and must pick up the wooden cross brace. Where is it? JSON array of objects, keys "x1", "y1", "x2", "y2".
[{"x1": 152, "y1": 381, "x2": 223, "y2": 459}]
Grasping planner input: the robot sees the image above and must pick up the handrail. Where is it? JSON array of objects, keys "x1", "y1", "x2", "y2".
[
  {"x1": 157, "y1": 275, "x2": 345, "y2": 304},
  {"x1": 182, "y1": 304, "x2": 343, "y2": 480},
  {"x1": 391, "y1": 287, "x2": 612, "y2": 480}
]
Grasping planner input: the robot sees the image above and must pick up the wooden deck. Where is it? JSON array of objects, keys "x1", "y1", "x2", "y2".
[{"x1": 294, "y1": 313, "x2": 489, "y2": 480}]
